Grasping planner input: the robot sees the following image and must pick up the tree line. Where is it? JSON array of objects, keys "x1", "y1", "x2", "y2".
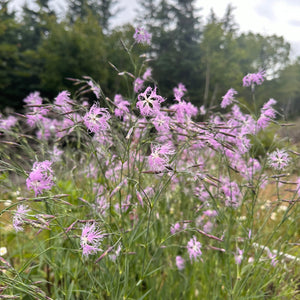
[{"x1": 1, "y1": 0, "x2": 300, "y2": 118}]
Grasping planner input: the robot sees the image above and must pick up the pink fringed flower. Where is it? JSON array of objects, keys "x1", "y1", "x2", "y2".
[
  {"x1": 133, "y1": 27, "x2": 152, "y2": 45},
  {"x1": 134, "y1": 77, "x2": 144, "y2": 93},
  {"x1": 221, "y1": 88, "x2": 237, "y2": 108},
  {"x1": 114, "y1": 94, "x2": 130, "y2": 118},
  {"x1": 80, "y1": 223, "x2": 104, "y2": 257},
  {"x1": 26, "y1": 160, "x2": 55, "y2": 196},
  {"x1": 136, "y1": 87, "x2": 165, "y2": 116},
  {"x1": 173, "y1": 83, "x2": 187, "y2": 100},
  {"x1": 243, "y1": 71, "x2": 265, "y2": 87},
  {"x1": 187, "y1": 236, "x2": 202, "y2": 262},
  {"x1": 176, "y1": 256, "x2": 185, "y2": 270},
  {"x1": 13, "y1": 205, "x2": 30, "y2": 232},
  {"x1": 148, "y1": 143, "x2": 175, "y2": 172},
  {"x1": 267, "y1": 149, "x2": 290, "y2": 171},
  {"x1": 83, "y1": 104, "x2": 110, "y2": 133}
]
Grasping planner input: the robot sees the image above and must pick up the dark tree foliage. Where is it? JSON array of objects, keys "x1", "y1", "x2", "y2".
[
  {"x1": 67, "y1": 0, "x2": 118, "y2": 31},
  {"x1": 137, "y1": 0, "x2": 202, "y2": 104}
]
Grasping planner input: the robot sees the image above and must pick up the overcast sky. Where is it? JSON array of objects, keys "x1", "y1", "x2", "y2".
[{"x1": 9, "y1": 0, "x2": 300, "y2": 57}]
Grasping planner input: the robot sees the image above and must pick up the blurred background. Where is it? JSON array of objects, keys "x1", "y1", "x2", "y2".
[{"x1": 1, "y1": 0, "x2": 300, "y2": 118}]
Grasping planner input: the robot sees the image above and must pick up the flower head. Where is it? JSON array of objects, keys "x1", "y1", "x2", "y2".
[
  {"x1": 267, "y1": 149, "x2": 290, "y2": 171},
  {"x1": 83, "y1": 104, "x2": 110, "y2": 133},
  {"x1": 26, "y1": 161, "x2": 55, "y2": 196},
  {"x1": 221, "y1": 88, "x2": 237, "y2": 108},
  {"x1": 133, "y1": 27, "x2": 152, "y2": 45},
  {"x1": 243, "y1": 71, "x2": 265, "y2": 88},
  {"x1": 136, "y1": 87, "x2": 165, "y2": 116},
  {"x1": 13, "y1": 204, "x2": 30, "y2": 232},
  {"x1": 176, "y1": 256, "x2": 185, "y2": 270},
  {"x1": 234, "y1": 248, "x2": 244, "y2": 265},
  {"x1": 187, "y1": 236, "x2": 202, "y2": 262},
  {"x1": 80, "y1": 223, "x2": 104, "y2": 256},
  {"x1": 134, "y1": 77, "x2": 144, "y2": 93}
]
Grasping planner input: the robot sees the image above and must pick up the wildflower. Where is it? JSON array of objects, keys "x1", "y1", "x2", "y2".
[
  {"x1": 170, "y1": 222, "x2": 181, "y2": 235},
  {"x1": 87, "y1": 80, "x2": 101, "y2": 99},
  {"x1": 114, "y1": 94, "x2": 130, "y2": 118},
  {"x1": 221, "y1": 88, "x2": 237, "y2": 108},
  {"x1": 80, "y1": 223, "x2": 104, "y2": 257},
  {"x1": 83, "y1": 104, "x2": 110, "y2": 133},
  {"x1": 243, "y1": 70, "x2": 265, "y2": 87},
  {"x1": 257, "y1": 98, "x2": 277, "y2": 130},
  {"x1": 136, "y1": 86, "x2": 165, "y2": 116},
  {"x1": 187, "y1": 236, "x2": 202, "y2": 262},
  {"x1": 267, "y1": 149, "x2": 290, "y2": 171},
  {"x1": 0, "y1": 116, "x2": 18, "y2": 131},
  {"x1": 173, "y1": 83, "x2": 187, "y2": 100},
  {"x1": 13, "y1": 204, "x2": 30, "y2": 232},
  {"x1": 234, "y1": 248, "x2": 244, "y2": 265},
  {"x1": 148, "y1": 143, "x2": 175, "y2": 172},
  {"x1": 176, "y1": 256, "x2": 185, "y2": 270},
  {"x1": 54, "y1": 90, "x2": 73, "y2": 114},
  {"x1": 134, "y1": 77, "x2": 144, "y2": 93},
  {"x1": 152, "y1": 112, "x2": 171, "y2": 132},
  {"x1": 142, "y1": 67, "x2": 152, "y2": 80},
  {"x1": 23, "y1": 91, "x2": 43, "y2": 106},
  {"x1": 133, "y1": 27, "x2": 152, "y2": 45},
  {"x1": 26, "y1": 160, "x2": 55, "y2": 196},
  {"x1": 0, "y1": 247, "x2": 7, "y2": 256},
  {"x1": 267, "y1": 249, "x2": 278, "y2": 267}
]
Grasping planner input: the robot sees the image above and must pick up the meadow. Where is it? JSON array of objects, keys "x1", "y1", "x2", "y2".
[{"x1": 0, "y1": 28, "x2": 299, "y2": 299}]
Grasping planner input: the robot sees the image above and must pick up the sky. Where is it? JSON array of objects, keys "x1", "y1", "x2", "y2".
[{"x1": 8, "y1": 0, "x2": 300, "y2": 58}]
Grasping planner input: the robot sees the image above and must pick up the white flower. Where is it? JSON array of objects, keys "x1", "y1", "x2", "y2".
[{"x1": 0, "y1": 247, "x2": 7, "y2": 256}]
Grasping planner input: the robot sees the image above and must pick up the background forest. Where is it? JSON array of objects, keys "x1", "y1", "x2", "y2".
[{"x1": 1, "y1": 0, "x2": 300, "y2": 118}]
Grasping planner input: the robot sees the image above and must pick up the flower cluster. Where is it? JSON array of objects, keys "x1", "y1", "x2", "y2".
[
  {"x1": 242, "y1": 70, "x2": 265, "y2": 87},
  {"x1": 26, "y1": 160, "x2": 55, "y2": 196}
]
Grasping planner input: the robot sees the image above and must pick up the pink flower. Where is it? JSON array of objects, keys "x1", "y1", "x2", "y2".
[
  {"x1": 187, "y1": 236, "x2": 202, "y2": 262},
  {"x1": 114, "y1": 94, "x2": 130, "y2": 118},
  {"x1": 234, "y1": 248, "x2": 244, "y2": 265},
  {"x1": 136, "y1": 87, "x2": 165, "y2": 116},
  {"x1": 13, "y1": 205, "x2": 30, "y2": 232},
  {"x1": 0, "y1": 116, "x2": 18, "y2": 130},
  {"x1": 221, "y1": 88, "x2": 237, "y2": 108},
  {"x1": 26, "y1": 160, "x2": 55, "y2": 196},
  {"x1": 134, "y1": 77, "x2": 144, "y2": 93},
  {"x1": 133, "y1": 27, "x2": 152, "y2": 45},
  {"x1": 87, "y1": 80, "x2": 101, "y2": 99},
  {"x1": 148, "y1": 143, "x2": 175, "y2": 172},
  {"x1": 243, "y1": 71, "x2": 265, "y2": 87},
  {"x1": 170, "y1": 222, "x2": 181, "y2": 235},
  {"x1": 142, "y1": 67, "x2": 152, "y2": 80},
  {"x1": 83, "y1": 104, "x2": 110, "y2": 133},
  {"x1": 176, "y1": 256, "x2": 185, "y2": 270},
  {"x1": 152, "y1": 112, "x2": 171, "y2": 132},
  {"x1": 267, "y1": 149, "x2": 290, "y2": 171},
  {"x1": 23, "y1": 91, "x2": 43, "y2": 106},
  {"x1": 54, "y1": 90, "x2": 74, "y2": 114},
  {"x1": 173, "y1": 83, "x2": 187, "y2": 100},
  {"x1": 80, "y1": 223, "x2": 104, "y2": 256}
]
